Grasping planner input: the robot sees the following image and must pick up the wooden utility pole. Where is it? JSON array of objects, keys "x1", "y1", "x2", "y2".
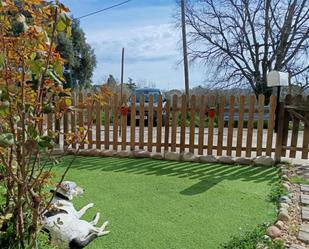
[
  {"x1": 120, "y1": 47, "x2": 125, "y2": 100},
  {"x1": 119, "y1": 47, "x2": 125, "y2": 136},
  {"x1": 181, "y1": 0, "x2": 190, "y2": 100}
]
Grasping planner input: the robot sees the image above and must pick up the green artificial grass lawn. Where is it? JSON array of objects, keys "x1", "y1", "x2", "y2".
[{"x1": 54, "y1": 156, "x2": 279, "y2": 249}]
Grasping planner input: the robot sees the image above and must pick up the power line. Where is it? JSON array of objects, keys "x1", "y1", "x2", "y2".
[{"x1": 75, "y1": 0, "x2": 133, "y2": 20}]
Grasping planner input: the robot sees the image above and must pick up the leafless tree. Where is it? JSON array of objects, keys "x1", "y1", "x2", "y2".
[{"x1": 183, "y1": 0, "x2": 309, "y2": 101}]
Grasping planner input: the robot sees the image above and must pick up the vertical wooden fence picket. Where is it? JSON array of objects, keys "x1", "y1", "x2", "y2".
[
  {"x1": 302, "y1": 96, "x2": 309, "y2": 159},
  {"x1": 130, "y1": 95, "x2": 136, "y2": 151},
  {"x1": 112, "y1": 94, "x2": 118, "y2": 151},
  {"x1": 217, "y1": 96, "x2": 225, "y2": 156},
  {"x1": 95, "y1": 98, "x2": 101, "y2": 150},
  {"x1": 87, "y1": 93, "x2": 93, "y2": 149},
  {"x1": 236, "y1": 95, "x2": 245, "y2": 157},
  {"x1": 139, "y1": 95, "x2": 145, "y2": 150},
  {"x1": 71, "y1": 93, "x2": 76, "y2": 149},
  {"x1": 198, "y1": 95, "x2": 206, "y2": 155},
  {"x1": 227, "y1": 96, "x2": 235, "y2": 156},
  {"x1": 156, "y1": 95, "x2": 163, "y2": 153},
  {"x1": 245, "y1": 95, "x2": 255, "y2": 157},
  {"x1": 78, "y1": 92, "x2": 84, "y2": 149},
  {"x1": 189, "y1": 95, "x2": 196, "y2": 153}
]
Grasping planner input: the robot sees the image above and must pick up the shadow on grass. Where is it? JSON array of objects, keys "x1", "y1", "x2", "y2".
[{"x1": 58, "y1": 156, "x2": 278, "y2": 196}]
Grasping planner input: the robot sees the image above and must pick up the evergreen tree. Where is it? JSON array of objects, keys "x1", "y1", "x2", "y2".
[{"x1": 57, "y1": 19, "x2": 97, "y2": 89}]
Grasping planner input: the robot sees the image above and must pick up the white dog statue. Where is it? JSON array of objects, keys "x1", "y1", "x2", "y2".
[{"x1": 42, "y1": 181, "x2": 109, "y2": 249}]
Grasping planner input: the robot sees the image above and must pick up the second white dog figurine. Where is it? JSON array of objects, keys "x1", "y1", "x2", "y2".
[{"x1": 42, "y1": 181, "x2": 109, "y2": 249}]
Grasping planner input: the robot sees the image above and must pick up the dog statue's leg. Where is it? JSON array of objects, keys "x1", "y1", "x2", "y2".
[
  {"x1": 77, "y1": 203, "x2": 94, "y2": 218},
  {"x1": 89, "y1": 226, "x2": 110, "y2": 237},
  {"x1": 100, "y1": 221, "x2": 109, "y2": 231},
  {"x1": 90, "y1": 212, "x2": 100, "y2": 225},
  {"x1": 96, "y1": 221, "x2": 110, "y2": 236},
  {"x1": 97, "y1": 230, "x2": 110, "y2": 236},
  {"x1": 89, "y1": 221, "x2": 109, "y2": 234}
]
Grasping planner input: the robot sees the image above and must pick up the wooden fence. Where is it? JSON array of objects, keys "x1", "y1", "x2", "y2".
[
  {"x1": 275, "y1": 95, "x2": 309, "y2": 161},
  {"x1": 45, "y1": 93, "x2": 309, "y2": 161}
]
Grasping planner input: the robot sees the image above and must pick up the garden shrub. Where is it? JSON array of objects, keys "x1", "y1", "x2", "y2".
[
  {"x1": 0, "y1": 1, "x2": 109, "y2": 247},
  {"x1": 268, "y1": 181, "x2": 287, "y2": 203},
  {"x1": 221, "y1": 224, "x2": 285, "y2": 249}
]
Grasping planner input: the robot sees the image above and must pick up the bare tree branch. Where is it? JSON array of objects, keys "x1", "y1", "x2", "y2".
[{"x1": 182, "y1": 0, "x2": 309, "y2": 99}]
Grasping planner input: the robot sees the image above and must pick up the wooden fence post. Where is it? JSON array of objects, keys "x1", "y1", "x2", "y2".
[
  {"x1": 147, "y1": 95, "x2": 154, "y2": 152},
  {"x1": 189, "y1": 95, "x2": 196, "y2": 153},
  {"x1": 302, "y1": 95, "x2": 309, "y2": 159},
  {"x1": 256, "y1": 94, "x2": 265, "y2": 156},
  {"x1": 281, "y1": 95, "x2": 292, "y2": 157},
  {"x1": 63, "y1": 109, "x2": 69, "y2": 147},
  {"x1": 217, "y1": 96, "x2": 225, "y2": 156},
  {"x1": 207, "y1": 95, "x2": 216, "y2": 155},
  {"x1": 180, "y1": 95, "x2": 187, "y2": 153},
  {"x1": 71, "y1": 93, "x2": 76, "y2": 149},
  {"x1": 104, "y1": 97, "x2": 110, "y2": 150},
  {"x1": 266, "y1": 95, "x2": 276, "y2": 156},
  {"x1": 156, "y1": 95, "x2": 163, "y2": 153},
  {"x1": 236, "y1": 95, "x2": 245, "y2": 157},
  {"x1": 198, "y1": 95, "x2": 206, "y2": 155},
  {"x1": 130, "y1": 95, "x2": 136, "y2": 151},
  {"x1": 87, "y1": 93, "x2": 93, "y2": 149},
  {"x1": 54, "y1": 96, "x2": 60, "y2": 145},
  {"x1": 139, "y1": 95, "x2": 145, "y2": 150},
  {"x1": 96, "y1": 99, "x2": 101, "y2": 149},
  {"x1": 246, "y1": 95, "x2": 255, "y2": 157},
  {"x1": 275, "y1": 102, "x2": 286, "y2": 162},
  {"x1": 113, "y1": 94, "x2": 118, "y2": 151},
  {"x1": 47, "y1": 112, "x2": 53, "y2": 136},
  {"x1": 164, "y1": 99, "x2": 171, "y2": 152},
  {"x1": 171, "y1": 95, "x2": 178, "y2": 152},
  {"x1": 121, "y1": 94, "x2": 127, "y2": 151},
  {"x1": 289, "y1": 95, "x2": 302, "y2": 158},
  {"x1": 78, "y1": 92, "x2": 84, "y2": 149},
  {"x1": 227, "y1": 96, "x2": 235, "y2": 156}
]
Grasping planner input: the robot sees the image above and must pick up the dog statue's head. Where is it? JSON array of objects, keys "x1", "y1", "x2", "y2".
[{"x1": 54, "y1": 181, "x2": 84, "y2": 201}]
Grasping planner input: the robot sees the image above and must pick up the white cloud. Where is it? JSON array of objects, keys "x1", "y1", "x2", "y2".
[
  {"x1": 88, "y1": 23, "x2": 180, "y2": 64},
  {"x1": 69, "y1": 3, "x2": 206, "y2": 89}
]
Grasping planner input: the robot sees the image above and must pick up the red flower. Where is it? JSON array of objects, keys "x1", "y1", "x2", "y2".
[
  {"x1": 208, "y1": 108, "x2": 216, "y2": 119},
  {"x1": 120, "y1": 105, "x2": 129, "y2": 116}
]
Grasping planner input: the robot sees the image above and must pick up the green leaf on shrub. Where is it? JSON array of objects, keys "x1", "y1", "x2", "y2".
[
  {"x1": 0, "y1": 52, "x2": 4, "y2": 68},
  {"x1": 27, "y1": 124, "x2": 38, "y2": 138},
  {"x1": 48, "y1": 70, "x2": 63, "y2": 86},
  {"x1": 53, "y1": 61, "x2": 63, "y2": 78},
  {"x1": 42, "y1": 104, "x2": 54, "y2": 114},
  {"x1": 0, "y1": 101, "x2": 9, "y2": 115},
  {"x1": 30, "y1": 60, "x2": 44, "y2": 79},
  {"x1": 37, "y1": 136, "x2": 54, "y2": 149},
  {"x1": 57, "y1": 20, "x2": 66, "y2": 32},
  {"x1": 0, "y1": 133, "x2": 14, "y2": 147}
]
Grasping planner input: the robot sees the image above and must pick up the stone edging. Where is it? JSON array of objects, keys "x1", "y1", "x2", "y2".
[
  {"x1": 265, "y1": 163, "x2": 308, "y2": 249},
  {"x1": 66, "y1": 149, "x2": 276, "y2": 167}
]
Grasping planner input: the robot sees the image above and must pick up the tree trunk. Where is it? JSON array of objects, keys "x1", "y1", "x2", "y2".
[{"x1": 255, "y1": 80, "x2": 273, "y2": 105}]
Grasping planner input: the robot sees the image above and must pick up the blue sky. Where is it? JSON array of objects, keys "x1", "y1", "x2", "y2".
[{"x1": 61, "y1": 0, "x2": 205, "y2": 90}]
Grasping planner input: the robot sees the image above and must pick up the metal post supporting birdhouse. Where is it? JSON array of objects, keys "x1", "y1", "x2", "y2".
[{"x1": 267, "y1": 71, "x2": 289, "y2": 132}]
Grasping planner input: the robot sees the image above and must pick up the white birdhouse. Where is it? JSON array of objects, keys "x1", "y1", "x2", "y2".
[{"x1": 267, "y1": 71, "x2": 289, "y2": 87}]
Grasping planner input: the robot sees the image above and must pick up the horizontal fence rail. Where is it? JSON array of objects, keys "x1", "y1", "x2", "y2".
[{"x1": 44, "y1": 93, "x2": 309, "y2": 160}]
